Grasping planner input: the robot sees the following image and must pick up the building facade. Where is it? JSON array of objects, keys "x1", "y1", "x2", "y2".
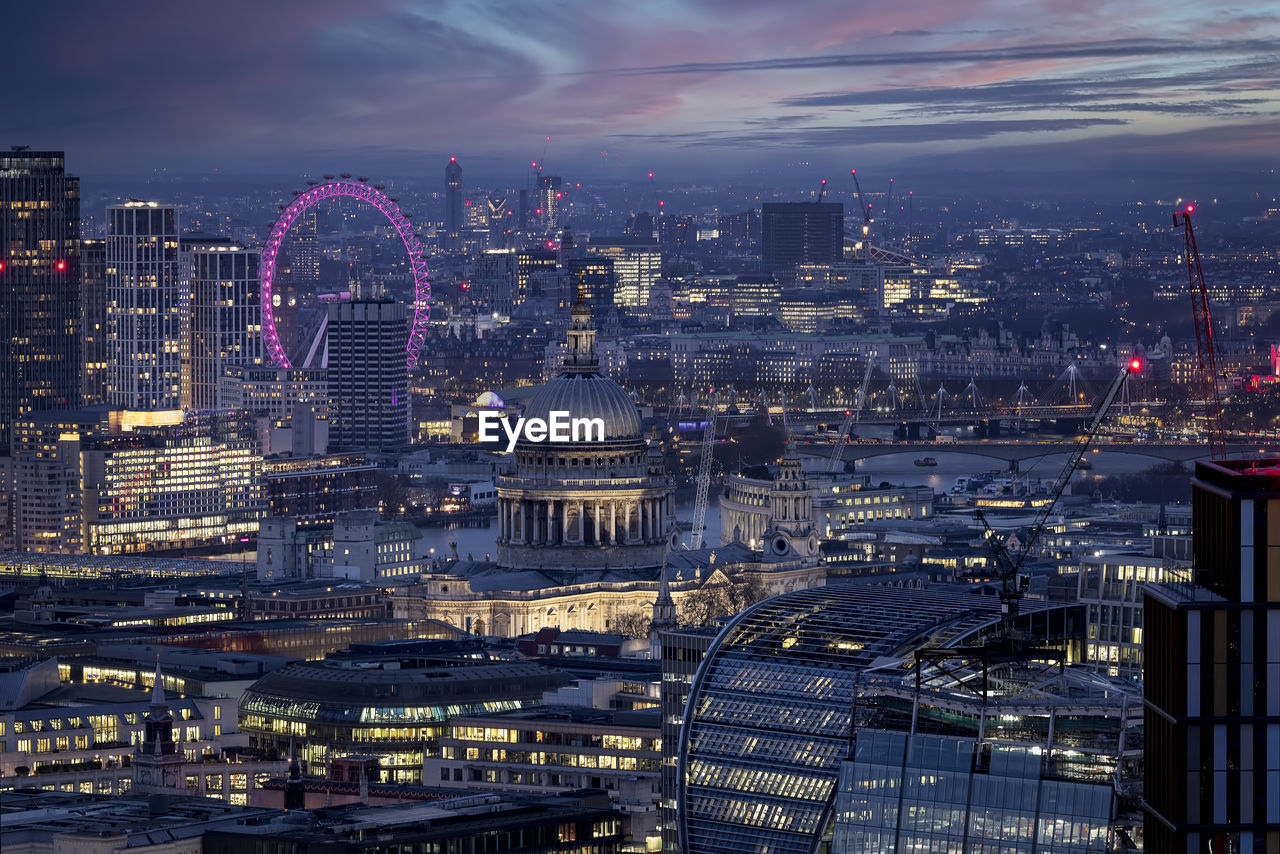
[
  {"x1": 585, "y1": 237, "x2": 660, "y2": 307},
  {"x1": 186, "y1": 242, "x2": 262, "y2": 411},
  {"x1": 11, "y1": 408, "x2": 262, "y2": 555},
  {"x1": 80, "y1": 238, "x2": 107, "y2": 406},
  {"x1": 105, "y1": 202, "x2": 181, "y2": 410},
  {"x1": 761, "y1": 202, "x2": 843, "y2": 275},
  {"x1": 326, "y1": 299, "x2": 410, "y2": 451},
  {"x1": 238, "y1": 650, "x2": 570, "y2": 784},
  {"x1": 1143, "y1": 459, "x2": 1280, "y2": 852},
  {"x1": 0, "y1": 149, "x2": 80, "y2": 452},
  {"x1": 1078, "y1": 551, "x2": 1185, "y2": 681},
  {"x1": 425, "y1": 706, "x2": 662, "y2": 844}
]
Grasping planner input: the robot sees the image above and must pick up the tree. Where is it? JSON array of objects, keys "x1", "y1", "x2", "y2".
[
  {"x1": 611, "y1": 609, "x2": 652, "y2": 638},
  {"x1": 377, "y1": 472, "x2": 409, "y2": 517},
  {"x1": 679, "y1": 573, "x2": 769, "y2": 627}
]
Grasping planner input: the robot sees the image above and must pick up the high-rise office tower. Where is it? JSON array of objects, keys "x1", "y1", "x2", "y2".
[
  {"x1": 291, "y1": 205, "x2": 320, "y2": 286},
  {"x1": 761, "y1": 202, "x2": 844, "y2": 274},
  {"x1": 0, "y1": 149, "x2": 80, "y2": 451},
  {"x1": 584, "y1": 236, "x2": 660, "y2": 307},
  {"x1": 326, "y1": 300, "x2": 409, "y2": 452},
  {"x1": 536, "y1": 174, "x2": 562, "y2": 230},
  {"x1": 444, "y1": 156, "x2": 463, "y2": 251},
  {"x1": 186, "y1": 241, "x2": 262, "y2": 411},
  {"x1": 512, "y1": 247, "x2": 558, "y2": 312},
  {"x1": 80, "y1": 238, "x2": 107, "y2": 405},
  {"x1": 105, "y1": 202, "x2": 181, "y2": 410},
  {"x1": 1144, "y1": 458, "x2": 1280, "y2": 852}
]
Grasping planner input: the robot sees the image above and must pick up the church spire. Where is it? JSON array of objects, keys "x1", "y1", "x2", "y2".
[
  {"x1": 150, "y1": 660, "x2": 166, "y2": 710},
  {"x1": 652, "y1": 558, "x2": 677, "y2": 631}
]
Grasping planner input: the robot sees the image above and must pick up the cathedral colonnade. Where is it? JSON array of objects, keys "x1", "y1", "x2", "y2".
[{"x1": 496, "y1": 493, "x2": 675, "y2": 546}]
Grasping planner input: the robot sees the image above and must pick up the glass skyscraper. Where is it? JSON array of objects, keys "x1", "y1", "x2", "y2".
[{"x1": 0, "y1": 149, "x2": 80, "y2": 451}]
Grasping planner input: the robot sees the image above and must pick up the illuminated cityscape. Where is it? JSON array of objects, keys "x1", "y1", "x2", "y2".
[{"x1": 4, "y1": 1, "x2": 1280, "y2": 851}]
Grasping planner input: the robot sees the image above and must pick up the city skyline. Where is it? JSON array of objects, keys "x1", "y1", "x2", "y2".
[{"x1": 9, "y1": 0, "x2": 1280, "y2": 190}]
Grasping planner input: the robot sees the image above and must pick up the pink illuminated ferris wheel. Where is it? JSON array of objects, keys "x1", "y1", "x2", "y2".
[{"x1": 260, "y1": 178, "x2": 431, "y2": 370}]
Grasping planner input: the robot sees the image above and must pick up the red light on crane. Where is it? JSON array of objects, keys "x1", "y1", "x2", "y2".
[
  {"x1": 1129, "y1": 357, "x2": 1143, "y2": 373},
  {"x1": 55, "y1": 260, "x2": 66, "y2": 272},
  {"x1": 1185, "y1": 204, "x2": 1195, "y2": 214}
]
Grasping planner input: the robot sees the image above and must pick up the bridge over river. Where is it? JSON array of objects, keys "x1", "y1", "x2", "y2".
[{"x1": 795, "y1": 439, "x2": 1280, "y2": 469}]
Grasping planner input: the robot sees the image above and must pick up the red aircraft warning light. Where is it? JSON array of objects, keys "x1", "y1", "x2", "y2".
[
  {"x1": 1185, "y1": 204, "x2": 1195, "y2": 214},
  {"x1": 55, "y1": 259, "x2": 66, "y2": 272},
  {"x1": 1129, "y1": 357, "x2": 1143, "y2": 373}
]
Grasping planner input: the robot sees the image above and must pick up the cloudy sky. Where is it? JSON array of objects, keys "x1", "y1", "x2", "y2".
[{"x1": 10, "y1": 0, "x2": 1280, "y2": 184}]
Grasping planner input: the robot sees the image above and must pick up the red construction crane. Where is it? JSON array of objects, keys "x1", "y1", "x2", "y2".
[{"x1": 1172, "y1": 205, "x2": 1226, "y2": 458}]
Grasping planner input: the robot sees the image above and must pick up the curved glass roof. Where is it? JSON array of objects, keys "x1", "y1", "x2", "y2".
[{"x1": 677, "y1": 584, "x2": 1070, "y2": 854}]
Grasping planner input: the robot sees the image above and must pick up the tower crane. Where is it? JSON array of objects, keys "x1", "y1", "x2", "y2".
[
  {"x1": 1173, "y1": 205, "x2": 1226, "y2": 458},
  {"x1": 689, "y1": 390, "x2": 719, "y2": 550},
  {"x1": 973, "y1": 356, "x2": 1142, "y2": 640},
  {"x1": 850, "y1": 169, "x2": 873, "y2": 260},
  {"x1": 827, "y1": 359, "x2": 875, "y2": 472}
]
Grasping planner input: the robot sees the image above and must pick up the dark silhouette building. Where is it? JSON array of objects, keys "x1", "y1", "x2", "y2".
[
  {"x1": 0, "y1": 149, "x2": 80, "y2": 451},
  {"x1": 1144, "y1": 458, "x2": 1280, "y2": 852},
  {"x1": 326, "y1": 300, "x2": 410, "y2": 451},
  {"x1": 80, "y1": 238, "x2": 107, "y2": 405},
  {"x1": 444, "y1": 156, "x2": 463, "y2": 250},
  {"x1": 760, "y1": 202, "x2": 843, "y2": 275}
]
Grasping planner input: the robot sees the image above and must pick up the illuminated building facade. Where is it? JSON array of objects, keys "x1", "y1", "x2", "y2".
[
  {"x1": 536, "y1": 174, "x2": 562, "y2": 229},
  {"x1": 585, "y1": 237, "x2": 660, "y2": 307},
  {"x1": 0, "y1": 149, "x2": 80, "y2": 452},
  {"x1": 1143, "y1": 459, "x2": 1280, "y2": 852},
  {"x1": 11, "y1": 408, "x2": 262, "y2": 555},
  {"x1": 676, "y1": 585, "x2": 1083, "y2": 852},
  {"x1": 1077, "y1": 551, "x2": 1184, "y2": 681},
  {"x1": 106, "y1": 202, "x2": 181, "y2": 410},
  {"x1": 326, "y1": 300, "x2": 410, "y2": 452},
  {"x1": 238, "y1": 651, "x2": 570, "y2": 784},
  {"x1": 426, "y1": 706, "x2": 662, "y2": 842},
  {"x1": 0, "y1": 658, "x2": 261, "y2": 802},
  {"x1": 513, "y1": 247, "x2": 558, "y2": 311},
  {"x1": 186, "y1": 242, "x2": 262, "y2": 411},
  {"x1": 218, "y1": 364, "x2": 329, "y2": 419},
  {"x1": 723, "y1": 468, "x2": 934, "y2": 550}
]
